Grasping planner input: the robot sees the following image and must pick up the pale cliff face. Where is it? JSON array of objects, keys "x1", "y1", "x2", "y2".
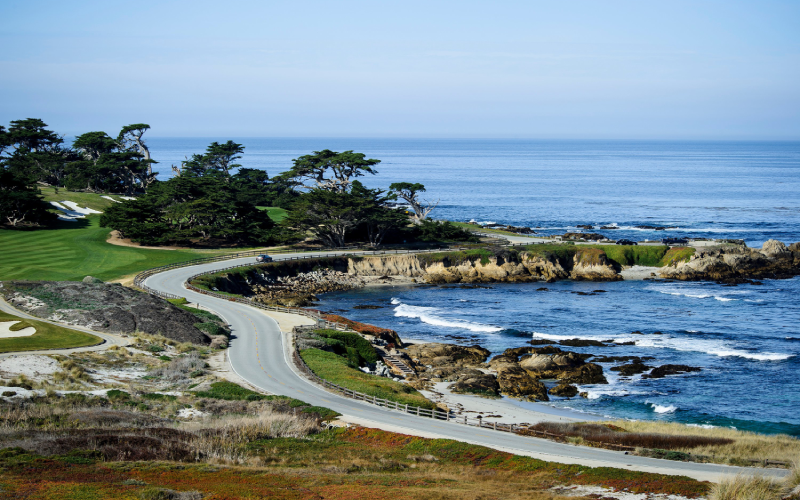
[{"x1": 347, "y1": 251, "x2": 621, "y2": 283}]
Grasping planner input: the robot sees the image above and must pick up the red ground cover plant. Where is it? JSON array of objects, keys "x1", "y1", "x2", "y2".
[
  {"x1": 0, "y1": 428, "x2": 710, "y2": 499},
  {"x1": 322, "y1": 315, "x2": 403, "y2": 344}
]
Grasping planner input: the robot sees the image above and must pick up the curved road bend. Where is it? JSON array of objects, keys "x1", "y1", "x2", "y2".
[
  {"x1": 145, "y1": 252, "x2": 788, "y2": 482},
  {"x1": 0, "y1": 298, "x2": 128, "y2": 359}
]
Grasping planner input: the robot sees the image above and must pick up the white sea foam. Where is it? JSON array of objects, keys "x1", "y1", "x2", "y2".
[
  {"x1": 390, "y1": 298, "x2": 401, "y2": 305},
  {"x1": 652, "y1": 285, "x2": 744, "y2": 303},
  {"x1": 687, "y1": 423, "x2": 717, "y2": 429},
  {"x1": 393, "y1": 302, "x2": 502, "y2": 333},
  {"x1": 648, "y1": 402, "x2": 678, "y2": 414},
  {"x1": 577, "y1": 387, "x2": 649, "y2": 400},
  {"x1": 531, "y1": 332, "x2": 794, "y2": 361}
]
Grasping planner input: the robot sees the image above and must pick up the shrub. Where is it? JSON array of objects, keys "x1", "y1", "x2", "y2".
[
  {"x1": 141, "y1": 393, "x2": 177, "y2": 401},
  {"x1": 315, "y1": 329, "x2": 378, "y2": 364},
  {"x1": 412, "y1": 220, "x2": 480, "y2": 243},
  {"x1": 194, "y1": 381, "x2": 265, "y2": 401},
  {"x1": 106, "y1": 389, "x2": 131, "y2": 401},
  {"x1": 195, "y1": 322, "x2": 227, "y2": 336},
  {"x1": 149, "y1": 352, "x2": 204, "y2": 382}
]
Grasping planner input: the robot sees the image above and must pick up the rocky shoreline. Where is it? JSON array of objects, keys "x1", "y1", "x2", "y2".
[
  {"x1": 202, "y1": 239, "x2": 800, "y2": 308},
  {"x1": 392, "y1": 339, "x2": 700, "y2": 405}
]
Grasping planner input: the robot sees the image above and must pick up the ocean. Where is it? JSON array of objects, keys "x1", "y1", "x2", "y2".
[{"x1": 148, "y1": 138, "x2": 800, "y2": 434}]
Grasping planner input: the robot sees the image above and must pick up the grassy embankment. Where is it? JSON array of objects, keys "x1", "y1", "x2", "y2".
[
  {"x1": 0, "y1": 311, "x2": 100, "y2": 353},
  {"x1": 0, "y1": 425, "x2": 714, "y2": 500},
  {"x1": 300, "y1": 348, "x2": 436, "y2": 410}
]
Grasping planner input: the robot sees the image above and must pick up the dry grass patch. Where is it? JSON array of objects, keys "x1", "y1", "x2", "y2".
[
  {"x1": 709, "y1": 472, "x2": 796, "y2": 500},
  {"x1": 601, "y1": 420, "x2": 800, "y2": 466}
]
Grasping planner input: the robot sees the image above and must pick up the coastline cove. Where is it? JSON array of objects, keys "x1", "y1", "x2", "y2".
[{"x1": 313, "y1": 276, "x2": 800, "y2": 437}]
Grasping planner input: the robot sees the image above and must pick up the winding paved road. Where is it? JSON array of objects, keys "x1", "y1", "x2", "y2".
[{"x1": 145, "y1": 252, "x2": 787, "y2": 482}]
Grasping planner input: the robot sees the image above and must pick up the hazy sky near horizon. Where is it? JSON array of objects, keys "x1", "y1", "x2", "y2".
[{"x1": 1, "y1": 0, "x2": 799, "y2": 139}]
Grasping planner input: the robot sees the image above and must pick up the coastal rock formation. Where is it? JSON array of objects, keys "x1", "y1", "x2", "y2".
[
  {"x1": 447, "y1": 369, "x2": 500, "y2": 397},
  {"x1": 492, "y1": 361, "x2": 549, "y2": 401},
  {"x1": 251, "y1": 269, "x2": 365, "y2": 307},
  {"x1": 549, "y1": 383, "x2": 579, "y2": 398},
  {"x1": 642, "y1": 364, "x2": 701, "y2": 379},
  {"x1": 659, "y1": 240, "x2": 800, "y2": 282},
  {"x1": 519, "y1": 351, "x2": 608, "y2": 384},
  {"x1": 562, "y1": 232, "x2": 607, "y2": 241},
  {"x1": 403, "y1": 343, "x2": 491, "y2": 368},
  {"x1": 610, "y1": 360, "x2": 652, "y2": 376},
  {"x1": 407, "y1": 342, "x2": 609, "y2": 401},
  {"x1": 567, "y1": 249, "x2": 623, "y2": 281},
  {"x1": 348, "y1": 248, "x2": 622, "y2": 284},
  {"x1": 1, "y1": 281, "x2": 212, "y2": 345}
]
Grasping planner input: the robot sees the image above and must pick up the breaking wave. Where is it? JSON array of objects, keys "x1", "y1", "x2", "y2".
[
  {"x1": 648, "y1": 402, "x2": 678, "y2": 414},
  {"x1": 530, "y1": 332, "x2": 793, "y2": 361},
  {"x1": 392, "y1": 301, "x2": 502, "y2": 333}
]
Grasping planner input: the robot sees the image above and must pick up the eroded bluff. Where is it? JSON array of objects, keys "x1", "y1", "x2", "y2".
[
  {"x1": 348, "y1": 248, "x2": 621, "y2": 283},
  {"x1": 659, "y1": 240, "x2": 800, "y2": 282}
]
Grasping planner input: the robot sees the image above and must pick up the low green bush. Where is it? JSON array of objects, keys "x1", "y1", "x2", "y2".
[
  {"x1": 194, "y1": 381, "x2": 265, "y2": 401},
  {"x1": 106, "y1": 389, "x2": 130, "y2": 401},
  {"x1": 314, "y1": 329, "x2": 378, "y2": 365},
  {"x1": 195, "y1": 322, "x2": 227, "y2": 336},
  {"x1": 141, "y1": 393, "x2": 177, "y2": 401}
]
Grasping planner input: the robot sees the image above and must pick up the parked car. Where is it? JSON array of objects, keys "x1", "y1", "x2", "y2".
[
  {"x1": 661, "y1": 237, "x2": 688, "y2": 245},
  {"x1": 256, "y1": 254, "x2": 273, "y2": 263},
  {"x1": 615, "y1": 239, "x2": 638, "y2": 245}
]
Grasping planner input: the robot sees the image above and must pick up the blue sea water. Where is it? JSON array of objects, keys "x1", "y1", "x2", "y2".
[
  {"x1": 315, "y1": 279, "x2": 800, "y2": 436},
  {"x1": 148, "y1": 138, "x2": 800, "y2": 246},
  {"x1": 147, "y1": 138, "x2": 800, "y2": 434}
]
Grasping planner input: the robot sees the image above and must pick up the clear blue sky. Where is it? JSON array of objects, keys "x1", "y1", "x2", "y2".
[{"x1": 1, "y1": 0, "x2": 798, "y2": 139}]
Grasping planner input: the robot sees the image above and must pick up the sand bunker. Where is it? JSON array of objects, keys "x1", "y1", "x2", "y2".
[{"x1": 0, "y1": 321, "x2": 36, "y2": 338}]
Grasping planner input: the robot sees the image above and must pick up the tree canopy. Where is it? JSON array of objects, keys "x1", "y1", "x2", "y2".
[
  {"x1": 100, "y1": 144, "x2": 275, "y2": 246},
  {"x1": 389, "y1": 181, "x2": 439, "y2": 222},
  {"x1": 279, "y1": 149, "x2": 380, "y2": 193}
]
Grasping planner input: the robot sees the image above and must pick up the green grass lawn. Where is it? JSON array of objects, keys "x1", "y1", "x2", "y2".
[
  {"x1": 0, "y1": 311, "x2": 101, "y2": 353},
  {"x1": 256, "y1": 206, "x2": 289, "y2": 222},
  {"x1": 300, "y1": 348, "x2": 436, "y2": 409},
  {"x1": 0, "y1": 216, "x2": 233, "y2": 282},
  {"x1": 38, "y1": 186, "x2": 119, "y2": 212}
]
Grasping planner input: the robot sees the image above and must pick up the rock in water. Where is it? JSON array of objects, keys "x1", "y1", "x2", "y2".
[
  {"x1": 549, "y1": 383, "x2": 579, "y2": 398},
  {"x1": 642, "y1": 364, "x2": 701, "y2": 379},
  {"x1": 610, "y1": 360, "x2": 652, "y2": 376}
]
